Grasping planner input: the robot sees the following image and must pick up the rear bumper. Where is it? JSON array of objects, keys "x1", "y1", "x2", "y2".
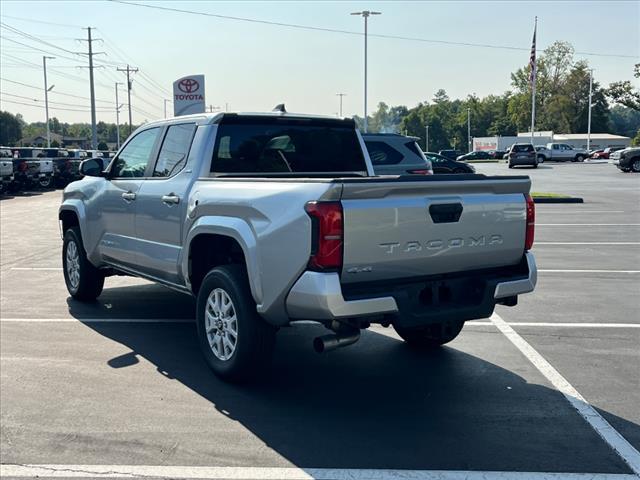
[
  {"x1": 285, "y1": 252, "x2": 537, "y2": 324},
  {"x1": 509, "y1": 156, "x2": 537, "y2": 165}
]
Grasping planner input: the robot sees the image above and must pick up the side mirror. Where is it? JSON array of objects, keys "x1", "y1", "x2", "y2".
[{"x1": 79, "y1": 158, "x2": 105, "y2": 177}]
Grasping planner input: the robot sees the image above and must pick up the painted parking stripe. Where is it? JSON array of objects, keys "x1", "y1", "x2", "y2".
[
  {"x1": 491, "y1": 313, "x2": 640, "y2": 475},
  {"x1": 538, "y1": 269, "x2": 640, "y2": 274},
  {"x1": 537, "y1": 224, "x2": 640, "y2": 226},
  {"x1": 0, "y1": 465, "x2": 637, "y2": 479},
  {"x1": 9, "y1": 267, "x2": 62, "y2": 271},
  {"x1": 0, "y1": 317, "x2": 193, "y2": 323},
  {"x1": 536, "y1": 242, "x2": 640, "y2": 245}
]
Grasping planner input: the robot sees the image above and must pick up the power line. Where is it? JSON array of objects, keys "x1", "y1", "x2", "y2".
[
  {"x1": 109, "y1": 0, "x2": 639, "y2": 59},
  {"x1": 0, "y1": 77, "x2": 112, "y2": 103},
  {"x1": 0, "y1": 14, "x2": 83, "y2": 29},
  {"x1": 0, "y1": 22, "x2": 81, "y2": 56},
  {"x1": 2, "y1": 92, "x2": 113, "y2": 110},
  {"x1": 0, "y1": 97, "x2": 112, "y2": 112}
]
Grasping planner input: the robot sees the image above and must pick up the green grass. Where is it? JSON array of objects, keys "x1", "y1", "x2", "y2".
[{"x1": 531, "y1": 192, "x2": 571, "y2": 198}]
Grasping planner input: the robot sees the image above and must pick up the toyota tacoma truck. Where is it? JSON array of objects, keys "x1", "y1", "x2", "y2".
[{"x1": 59, "y1": 111, "x2": 537, "y2": 382}]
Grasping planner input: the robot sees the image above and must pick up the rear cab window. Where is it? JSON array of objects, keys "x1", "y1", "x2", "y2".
[
  {"x1": 512, "y1": 144, "x2": 534, "y2": 153},
  {"x1": 153, "y1": 123, "x2": 197, "y2": 177},
  {"x1": 210, "y1": 116, "x2": 367, "y2": 176}
]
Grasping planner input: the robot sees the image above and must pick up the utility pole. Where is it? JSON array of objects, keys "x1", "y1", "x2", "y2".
[
  {"x1": 164, "y1": 99, "x2": 170, "y2": 118},
  {"x1": 467, "y1": 107, "x2": 471, "y2": 152},
  {"x1": 79, "y1": 27, "x2": 104, "y2": 150},
  {"x1": 336, "y1": 93, "x2": 346, "y2": 117},
  {"x1": 42, "y1": 56, "x2": 55, "y2": 148},
  {"x1": 117, "y1": 64, "x2": 138, "y2": 136},
  {"x1": 115, "y1": 82, "x2": 123, "y2": 149},
  {"x1": 425, "y1": 125, "x2": 429, "y2": 152},
  {"x1": 351, "y1": 10, "x2": 381, "y2": 133},
  {"x1": 587, "y1": 68, "x2": 594, "y2": 151}
]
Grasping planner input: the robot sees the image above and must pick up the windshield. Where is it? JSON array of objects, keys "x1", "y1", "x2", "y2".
[{"x1": 211, "y1": 117, "x2": 367, "y2": 175}]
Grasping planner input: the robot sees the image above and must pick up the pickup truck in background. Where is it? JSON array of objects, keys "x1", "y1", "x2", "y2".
[
  {"x1": 60, "y1": 111, "x2": 537, "y2": 382},
  {"x1": 0, "y1": 148, "x2": 14, "y2": 194},
  {"x1": 536, "y1": 143, "x2": 588, "y2": 162},
  {"x1": 10, "y1": 148, "x2": 55, "y2": 189}
]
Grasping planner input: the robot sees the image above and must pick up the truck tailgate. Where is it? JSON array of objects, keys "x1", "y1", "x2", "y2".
[{"x1": 339, "y1": 176, "x2": 530, "y2": 284}]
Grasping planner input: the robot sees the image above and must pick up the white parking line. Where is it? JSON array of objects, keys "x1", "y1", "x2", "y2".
[
  {"x1": 0, "y1": 464, "x2": 637, "y2": 479},
  {"x1": 491, "y1": 313, "x2": 640, "y2": 476},
  {"x1": 537, "y1": 224, "x2": 640, "y2": 226},
  {"x1": 9, "y1": 267, "x2": 62, "y2": 271},
  {"x1": 536, "y1": 211, "x2": 626, "y2": 214},
  {"x1": 536, "y1": 242, "x2": 640, "y2": 245},
  {"x1": 538, "y1": 269, "x2": 640, "y2": 274},
  {"x1": 0, "y1": 317, "x2": 193, "y2": 323}
]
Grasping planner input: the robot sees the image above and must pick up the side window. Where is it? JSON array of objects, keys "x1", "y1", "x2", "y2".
[
  {"x1": 426, "y1": 154, "x2": 443, "y2": 163},
  {"x1": 365, "y1": 141, "x2": 404, "y2": 165},
  {"x1": 153, "y1": 123, "x2": 197, "y2": 177},
  {"x1": 552, "y1": 144, "x2": 559, "y2": 150},
  {"x1": 110, "y1": 128, "x2": 161, "y2": 178}
]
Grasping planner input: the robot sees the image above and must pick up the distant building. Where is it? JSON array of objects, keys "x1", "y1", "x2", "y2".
[
  {"x1": 18, "y1": 134, "x2": 91, "y2": 149},
  {"x1": 473, "y1": 131, "x2": 631, "y2": 151}
]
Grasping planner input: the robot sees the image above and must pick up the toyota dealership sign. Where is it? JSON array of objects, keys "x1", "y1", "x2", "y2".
[{"x1": 173, "y1": 74, "x2": 205, "y2": 116}]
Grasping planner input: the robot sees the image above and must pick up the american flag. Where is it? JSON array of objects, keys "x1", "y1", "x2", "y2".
[{"x1": 529, "y1": 19, "x2": 537, "y2": 86}]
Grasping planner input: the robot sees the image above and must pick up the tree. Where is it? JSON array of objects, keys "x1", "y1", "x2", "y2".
[
  {"x1": 0, "y1": 111, "x2": 23, "y2": 145},
  {"x1": 97, "y1": 141, "x2": 108, "y2": 150},
  {"x1": 51, "y1": 140, "x2": 60, "y2": 148},
  {"x1": 606, "y1": 64, "x2": 640, "y2": 111}
]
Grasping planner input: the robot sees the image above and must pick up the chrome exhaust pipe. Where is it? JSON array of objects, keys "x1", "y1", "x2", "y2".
[{"x1": 313, "y1": 329, "x2": 360, "y2": 353}]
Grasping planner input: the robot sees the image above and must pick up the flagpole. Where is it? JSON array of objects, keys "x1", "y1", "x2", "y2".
[{"x1": 530, "y1": 16, "x2": 538, "y2": 145}]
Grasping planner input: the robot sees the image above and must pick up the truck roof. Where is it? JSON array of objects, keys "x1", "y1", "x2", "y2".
[{"x1": 143, "y1": 111, "x2": 353, "y2": 128}]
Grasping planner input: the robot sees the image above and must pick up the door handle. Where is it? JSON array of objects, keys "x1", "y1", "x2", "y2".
[
  {"x1": 161, "y1": 193, "x2": 180, "y2": 205},
  {"x1": 121, "y1": 191, "x2": 136, "y2": 201}
]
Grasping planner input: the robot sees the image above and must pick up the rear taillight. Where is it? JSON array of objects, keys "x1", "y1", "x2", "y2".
[
  {"x1": 407, "y1": 169, "x2": 433, "y2": 175},
  {"x1": 18, "y1": 160, "x2": 27, "y2": 172},
  {"x1": 305, "y1": 201, "x2": 343, "y2": 270},
  {"x1": 525, "y1": 194, "x2": 535, "y2": 251}
]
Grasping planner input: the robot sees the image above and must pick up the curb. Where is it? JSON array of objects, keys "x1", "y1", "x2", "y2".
[{"x1": 532, "y1": 197, "x2": 584, "y2": 204}]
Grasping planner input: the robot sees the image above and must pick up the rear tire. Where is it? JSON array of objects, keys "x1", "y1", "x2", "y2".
[
  {"x1": 394, "y1": 320, "x2": 464, "y2": 349},
  {"x1": 196, "y1": 265, "x2": 276, "y2": 383},
  {"x1": 632, "y1": 159, "x2": 640, "y2": 173},
  {"x1": 62, "y1": 227, "x2": 104, "y2": 301}
]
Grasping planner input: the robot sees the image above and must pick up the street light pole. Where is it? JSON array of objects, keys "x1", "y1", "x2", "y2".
[
  {"x1": 115, "y1": 82, "x2": 123, "y2": 149},
  {"x1": 164, "y1": 99, "x2": 170, "y2": 118},
  {"x1": 467, "y1": 107, "x2": 471, "y2": 152},
  {"x1": 336, "y1": 93, "x2": 346, "y2": 117},
  {"x1": 42, "y1": 56, "x2": 55, "y2": 148},
  {"x1": 351, "y1": 10, "x2": 381, "y2": 133},
  {"x1": 587, "y1": 68, "x2": 593, "y2": 151},
  {"x1": 425, "y1": 125, "x2": 429, "y2": 152}
]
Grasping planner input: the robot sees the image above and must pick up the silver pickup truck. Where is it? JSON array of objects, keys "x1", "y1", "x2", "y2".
[{"x1": 60, "y1": 112, "x2": 537, "y2": 382}]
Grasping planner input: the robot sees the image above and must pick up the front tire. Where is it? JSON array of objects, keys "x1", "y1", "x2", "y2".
[
  {"x1": 632, "y1": 159, "x2": 640, "y2": 173},
  {"x1": 574, "y1": 155, "x2": 585, "y2": 162},
  {"x1": 196, "y1": 265, "x2": 276, "y2": 383},
  {"x1": 394, "y1": 320, "x2": 464, "y2": 349},
  {"x1": 63, "y1": 227, "x2": 104, "y2": 301},
  {"x1": 39, "y1": 175, "x2": 54, "y2": 189}
]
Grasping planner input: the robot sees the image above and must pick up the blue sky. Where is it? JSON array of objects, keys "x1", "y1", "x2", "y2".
[{"x1": 1, "y1": 1, "x2": 638, "y2": 125}]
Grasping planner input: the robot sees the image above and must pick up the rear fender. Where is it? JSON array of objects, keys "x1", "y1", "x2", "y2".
[{"x1": 183, "y1": 216, "x2": 262, "y2": 305}]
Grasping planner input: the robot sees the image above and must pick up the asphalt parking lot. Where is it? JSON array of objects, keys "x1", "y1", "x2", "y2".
[{"x1": 1, "y1": 162, "x2": 639, "y2": 479}]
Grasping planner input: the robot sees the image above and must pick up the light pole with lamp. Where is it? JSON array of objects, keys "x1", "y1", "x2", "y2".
[
  {"x1": 43, "y1": 56, "x2": 55, "y2": 148},
  {"x1": 350, "y1": 10, "x2": 381, "y2": 133}
]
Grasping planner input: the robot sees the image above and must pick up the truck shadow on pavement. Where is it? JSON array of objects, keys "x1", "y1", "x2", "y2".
[{"x1": 68, "y1": 284, "x2": 638, "y2": 473}]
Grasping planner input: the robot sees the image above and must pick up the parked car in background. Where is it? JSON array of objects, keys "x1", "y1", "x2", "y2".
[
  {"x1": 508, "y1": 143, "x2": 537, "y2": 168},
  {"x1": 591, "y1": 147, "x2": 625, "y2": 160},
  {"x1": 362, "y1": 134, "x2": 433, "y2": 175},
  {"x1": 540, "y1": 143, "x2": 588, "y2": 162},
  {"x1": 10, "y1": 148, "x2": 54, "y2": 189},
  {"x1": 423, "y1": 152, "x2": 475, "y2": 174},
  {"x1": 588, "y1": 149, "x2": 604, "y2": 158},
  {"x1": 438, "y1": 149, "x2": 463, "y2": 160},
  {"x1": 612, "y1": 147, "x2": 640, "y2": 173},
  {"x1": 0, "y1": 147, "x2": 14, "y2": 194},
  {"x1": 67, "y1": 149, "x2": 88, "y2": 160},
  {"x1": 456, "y1": 150, "x2": 493, "y2": 162},
  {"x1": 488, "y1": 150, "x2": 507, "y2": 159}
]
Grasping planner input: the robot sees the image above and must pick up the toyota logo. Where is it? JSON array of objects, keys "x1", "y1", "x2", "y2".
[{"x1": 178, "y1": 78, "x2": 199, "y2": 93}]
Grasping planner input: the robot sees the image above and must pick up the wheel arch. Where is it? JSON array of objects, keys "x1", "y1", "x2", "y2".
[{"x1": 183, "y1": 217, "x2": 262, "y2": 304}]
